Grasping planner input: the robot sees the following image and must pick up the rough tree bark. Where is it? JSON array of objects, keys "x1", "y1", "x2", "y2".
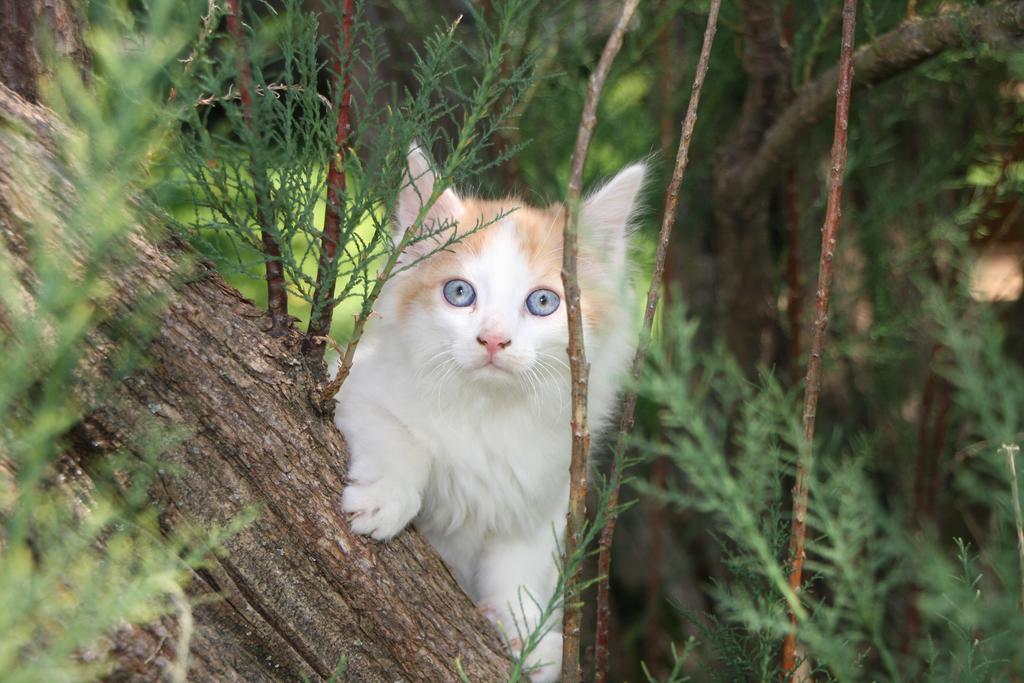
[
  {"x1": 0, "y1": 16, "x2": 510, "y2": 683},
  {"x1": 0, "y1": 0, "x2": 90, "y2": 104}
]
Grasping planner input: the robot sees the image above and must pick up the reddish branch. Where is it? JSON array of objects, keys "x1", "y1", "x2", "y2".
[
  {"x1": 303, "y1": 0, "x2": 354, "y2": 363},
  {"x1": 559, "y1": 1, "x2": 640, "y2": 680},
  {"x1": 226, "y1": 0, "x2": 290, "y2": 336},
  {"x1": 592, "y1": 3, "x2": 721, "y2": 680},
  {"x1": 780, "y1": 0, "x2": 857, "y2": 677}
]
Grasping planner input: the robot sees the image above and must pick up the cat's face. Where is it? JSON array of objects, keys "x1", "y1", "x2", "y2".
[
  {"x1": 386, "y1": 145, "x2": 645, "y2": 393},
  {"x1": 394, "y1": 201, "x2": 569, "y2": 387}
]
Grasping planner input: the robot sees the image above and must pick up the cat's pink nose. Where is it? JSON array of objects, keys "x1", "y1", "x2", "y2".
[{"x1": 477, "y1": 333, "x2": 511, "y2": 357}]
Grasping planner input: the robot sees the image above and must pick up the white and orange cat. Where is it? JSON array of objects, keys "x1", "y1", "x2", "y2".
[{"x1": 335, "y1": 145, "x2": 644, "y2": 681}]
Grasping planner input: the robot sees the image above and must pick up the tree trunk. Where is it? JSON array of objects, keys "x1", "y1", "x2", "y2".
[
  {"x1": 0, "y1": 83, "x2": 510, "y2": 681},
  {"x1": 710, "y1": 0, "x2": 787, "y2": 373},
  {"x1": 0, "y1": 0, "x2": 90, "y2": 103}
]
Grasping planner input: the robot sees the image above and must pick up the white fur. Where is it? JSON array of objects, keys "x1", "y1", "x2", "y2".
[{"x1": 336, "y1": 148, "x2": 644, "y2": 682}]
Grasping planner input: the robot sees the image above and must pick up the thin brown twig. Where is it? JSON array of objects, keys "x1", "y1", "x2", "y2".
[
  {"x1": 304, "y1": 0, "x2": 354, "y2": 365},
  {"x1": 592, "y1": 3, "x2": 721, "y2": 681},
  {"x1": 226, "y1": 0, "x2": 290, "y2": 336},
  {"x1": 559, "y1": 1, "x2": 640, "y2": 680},
  {"x1": 780, "y1": 0, "x2": 857, "y2": 677},
  {"x1": 1003, "y1": 443, "x2": 1024, "y2": 613}
]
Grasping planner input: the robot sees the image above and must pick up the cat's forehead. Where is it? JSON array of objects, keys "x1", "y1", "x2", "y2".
[
  {"x1": 454, "y1": 199, "x2": 564, "y2": 278},
  {"x1": 392, "y1": 198, "x2": 569, "y2": 318}
]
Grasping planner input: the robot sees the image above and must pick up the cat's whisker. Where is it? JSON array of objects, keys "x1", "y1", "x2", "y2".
[
  {"x1": 421, "y1": 355, "x2": 449, "y2": 394},
  {"x1": 513, "y1": 365, "x2": 535, "y2": 410},
  {"x1": 417, "y1": 363, "x2": 444, "y2": 392},
  {"x1": 413, "y1": 349, "x2": 446, "y2": 377},
  {"x1": 433, "y1": 358, "x2": 459, "y2": 416},
  {"x1": 536, "y1": 352, "x2": 569, "y2": 378},
  {"x1": 533, "y1": 358, "x2": 559, "y2": 391},
  {"x1": 528, "y1": 366, "x2": 544, "y2": 413},
  {"x1": 414, "y1": 353, "x2": 448, "y2": 386},
  {"x1": 514, "y1": 372, "x2": 533, "y2": 411},
  {"x1": 535, "y1": 243, "x2": 565, "y2": 261},
  {"x1": 537, "y1": 351, "x2": 571, "y2": 375},
  {"x1": 536, "y1": 352, "x2": 577, "y2": 389},
  {"x1": 529, "y1": 364, "x2": 552, "y2": 409},
  {"x1": 532, "y1": 211, "x2": 561, "y2": 261},
  {"x1": 533, "y1": 360, "x2": 566, "y2": 415},
  {"x1": 524, "y1": 367, "x2": 543, "y2": 415},
  {"x1": 528, "y1": 365, "x2": 548, "y2": 413},
  {"x1": 417, "y1": 348, "x2": 456, "y2": 387},
  {"x1": 544, "y1": 359, "x2": 569, "y2": 414}
]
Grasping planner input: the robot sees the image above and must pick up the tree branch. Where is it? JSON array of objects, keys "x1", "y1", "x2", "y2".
[
  {"x1": 0, "y1": 0, "x2": 91, "y2": 103},
  {"x1": 226, "y1": 0, "x2": 291, "y2": 337},
  {"x1": 559, "y1": 1, "x2": 640, "y2": 680},
  {"x1": 592, "y1": 2, "x2": 722, "y2": 680},
  {"x1": 781, "y1": 0, "x2": 857, "y2": 676},
  {"x1": 737, "y1": 1, "x2": 1024, "y2": 205},
  {"x1": 304, "y1": 0, "x2": 354, "y2": 364}
]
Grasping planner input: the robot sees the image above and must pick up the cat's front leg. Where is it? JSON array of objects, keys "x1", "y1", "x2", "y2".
[
  {"x1": 339, "y1": 406, "x2": 427, "y2": 541},
  {"x1": 477, "y1": 524, "x2": 564, "y2": 682}
]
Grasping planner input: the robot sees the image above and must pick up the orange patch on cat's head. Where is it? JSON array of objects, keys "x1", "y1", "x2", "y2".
[
  {"x1": 392, "y1": 198, "x2": 506, "y2": 318},
  {"x1": 392, "y1": 197, "x2": 613, "y2": 329},
  {"x1": 516, "y1": 202, "x2": 612, "y2": 330}
]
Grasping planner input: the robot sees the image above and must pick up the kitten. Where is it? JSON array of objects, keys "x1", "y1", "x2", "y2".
[{"x1": 335, "y1": 144, "x2": 644, "y2": 682}]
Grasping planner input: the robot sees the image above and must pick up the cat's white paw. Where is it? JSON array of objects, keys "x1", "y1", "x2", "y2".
[
  {"x1": 524, "y1": 631, "x2": 562, "y2": 683},
  {"x1": 341, "y1": 478, "x2": 420, "y2": 540}
]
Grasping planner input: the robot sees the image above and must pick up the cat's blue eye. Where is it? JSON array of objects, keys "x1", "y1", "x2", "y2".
[
  {"x1": 526, "y1": 288, "x2": 560, "y2": 316},
  {"x1": 443, "y1": 279, "x2": 476, "y2": 307}
]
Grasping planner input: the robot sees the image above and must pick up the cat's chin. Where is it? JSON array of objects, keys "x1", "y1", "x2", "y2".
[{"x1": 468, "y1": 361, "x2": 520, "y2": 385}]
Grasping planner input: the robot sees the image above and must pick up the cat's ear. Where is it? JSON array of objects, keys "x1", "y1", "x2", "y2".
[
  {"x1": 579, "y1": 163, "x2": 646, "y2": 273},
  {"x1": 395, "y1": 142, "x2": 463, "y2": 242}
]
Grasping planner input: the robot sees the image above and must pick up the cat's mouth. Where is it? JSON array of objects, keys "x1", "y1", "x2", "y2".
[
  {"x1": 476, "y1": 359, "x2": 513, "y2": 375},
  {"x1": 475, "y1": 358, "x2": 516, "y2": 378}
]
